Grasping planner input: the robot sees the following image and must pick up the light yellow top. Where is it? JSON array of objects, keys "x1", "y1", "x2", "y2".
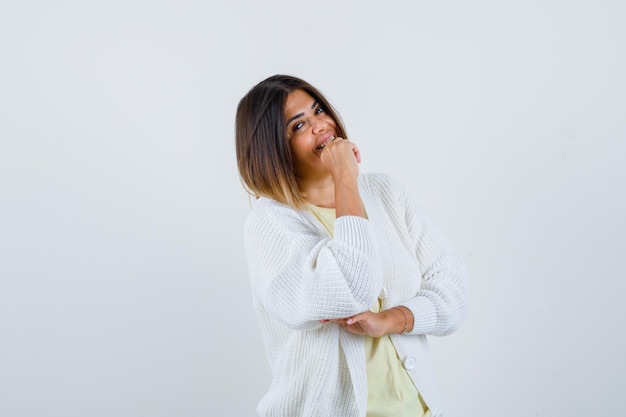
[{"x1": 307, "y1": 203, "x2": 430, "y2": 417}]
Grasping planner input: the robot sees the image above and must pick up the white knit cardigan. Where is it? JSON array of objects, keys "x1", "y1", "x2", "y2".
[{"x1": 244, "y1": 173, "x2": 469, "y2": 417}]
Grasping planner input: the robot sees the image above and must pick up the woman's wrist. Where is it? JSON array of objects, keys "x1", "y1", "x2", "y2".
[
  {"x1": 334, "y1": 177, "x2": 365, "y2": 218},
  {"x1": 389, "y1": 306, "x2": 414, "y2": 334}
]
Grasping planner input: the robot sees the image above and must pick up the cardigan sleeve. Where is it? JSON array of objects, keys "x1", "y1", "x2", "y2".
[
  {"x1": 381, "y1": 175, "x2": 469, "y2": 337},
  {"x1": 244, "y1": 199, "x2": 384, "y2": 330}
]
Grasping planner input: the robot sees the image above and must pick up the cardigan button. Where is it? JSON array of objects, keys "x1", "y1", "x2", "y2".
[
  {"x1": 379, "y1": 286, "x2": 388, "y2": 300},
  {"x1": 403, "y1": 356, "x2": 416, "y2": 370}
]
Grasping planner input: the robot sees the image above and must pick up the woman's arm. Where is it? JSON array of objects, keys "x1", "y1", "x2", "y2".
[
  {"x1": 312, "y1": 174, "x2": 469, "y2": 338},
  {"x1": 399, "y1": 181, "x2": 470, "y2": 337},
  {"x1": 244, "y1": 200, "x2": 383, "y2": 330}
]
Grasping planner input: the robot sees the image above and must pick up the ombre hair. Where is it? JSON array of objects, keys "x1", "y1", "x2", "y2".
[{"x1": 235, "y1": 74, "x2": 348, "y2": 209}]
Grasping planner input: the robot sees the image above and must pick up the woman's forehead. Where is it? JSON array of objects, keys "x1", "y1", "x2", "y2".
[{"x1": 284, "y1": 89, "x2": 317, "y2": 120}]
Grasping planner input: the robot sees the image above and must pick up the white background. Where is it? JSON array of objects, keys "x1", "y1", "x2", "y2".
[{"x1": 1, "y1": 1, "x2": 624, "y2": 416}]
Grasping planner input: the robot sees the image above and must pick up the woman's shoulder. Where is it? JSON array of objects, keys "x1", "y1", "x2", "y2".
[
  {"x1": 359, "y1": 171, "x2": 410, "y2": 198},
  {"x1": 247, "y1": 197, "x2": 294, "y2": 221},
  {"x1": 245, "y1": 197, "x2": 313, "y2": 234}
]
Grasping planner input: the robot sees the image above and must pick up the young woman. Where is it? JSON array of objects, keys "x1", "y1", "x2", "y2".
[{"x1": 235, "y1": 74, "x2": 469, "y2": 417}]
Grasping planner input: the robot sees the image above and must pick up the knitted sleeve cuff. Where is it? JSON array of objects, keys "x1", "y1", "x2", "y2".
[{"x1": 402, "y1": 296, "x2": 438, "y2": 335}]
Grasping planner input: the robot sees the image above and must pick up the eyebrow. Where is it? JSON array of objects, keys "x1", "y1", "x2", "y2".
[{"x1": 286, "y1": 100, "x2": 319, "y2": 126}]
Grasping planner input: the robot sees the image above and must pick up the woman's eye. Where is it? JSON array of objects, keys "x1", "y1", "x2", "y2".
[
  {"x1": 292, "y1": 121, "x2": 304, "y2": 132},
  {"x1": 316, "y1": 106, "x2": 324, "y2": 114}
]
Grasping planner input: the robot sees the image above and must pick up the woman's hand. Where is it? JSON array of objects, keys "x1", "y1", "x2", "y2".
[
  {"x1": 319, "y1": 137, "x2": 361, "y2": 180},
  {"x1": 321, "y1": 307, "x2": 411, "y2": 338}
]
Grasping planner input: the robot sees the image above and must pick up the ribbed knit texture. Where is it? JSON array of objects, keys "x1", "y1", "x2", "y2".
[{"x1": 244, "y1": 173, "x2": 469, "y2": 417}]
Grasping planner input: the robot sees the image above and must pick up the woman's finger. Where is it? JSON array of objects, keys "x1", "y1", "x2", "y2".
[{"x1": 352, "y1": 145, "x2": 361, "y2": 163}]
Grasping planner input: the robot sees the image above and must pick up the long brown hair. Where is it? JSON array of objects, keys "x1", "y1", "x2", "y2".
[{"x1": 235, "y1": 74, "x2": 347, "y2": 208}]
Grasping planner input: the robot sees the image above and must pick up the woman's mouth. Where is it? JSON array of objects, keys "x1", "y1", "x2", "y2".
[{"x1": 316, "y1": 136, "x2": 336, "y2": 150}]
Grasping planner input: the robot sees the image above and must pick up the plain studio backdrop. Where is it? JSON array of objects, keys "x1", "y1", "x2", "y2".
[{"x1": 1, "y1": 1, "x2": 624, "y2": 416}]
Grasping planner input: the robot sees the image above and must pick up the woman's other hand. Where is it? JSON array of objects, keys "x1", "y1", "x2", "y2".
[{"x1": 321, "y1": 307, "x2": 412, "y2": 338}]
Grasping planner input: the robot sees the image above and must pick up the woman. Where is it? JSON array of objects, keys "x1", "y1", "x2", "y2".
[{"x1": 235, "y1": 74, "x2": 469, "y2": 417}]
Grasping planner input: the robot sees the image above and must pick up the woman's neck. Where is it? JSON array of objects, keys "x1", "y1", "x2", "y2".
[
  {"x1": 300, "y1": 173, "x2": 365, "y2": 218},
  {"x1": 299, "y1": 176, "x2": 336, "y2": 208}
]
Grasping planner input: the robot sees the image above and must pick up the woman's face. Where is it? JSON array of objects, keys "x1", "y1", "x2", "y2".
[{"x1": 284, "y1": 89, "x2": 338, "y2": 180}]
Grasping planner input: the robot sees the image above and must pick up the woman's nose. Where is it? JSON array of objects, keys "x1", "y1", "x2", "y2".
[{"x1": 311, "y1": 118, "x2": 328, "y2": 134}]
